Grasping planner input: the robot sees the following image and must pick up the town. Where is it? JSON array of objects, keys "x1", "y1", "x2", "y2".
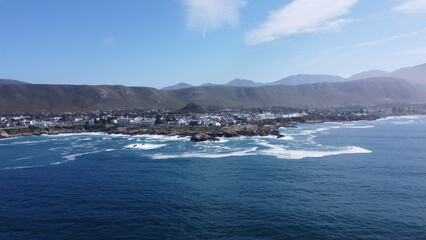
[
  {"x1": 1, "y1": 104, "x2": 425, "y2": 128},
  {"x1": 1, "y1": 103, "x2": 425, "y2": 141}
]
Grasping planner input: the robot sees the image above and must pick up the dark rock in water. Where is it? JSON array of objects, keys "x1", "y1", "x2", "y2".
[
  {"x1": 277, "y1": 134, "x2": 285, "y2": 139},
  {"x1": 191, "y1": 133, "x2": 219, "y2": 142},
  {"x1": 222, "y1": 131, "x2": 235, "y2": 138}
]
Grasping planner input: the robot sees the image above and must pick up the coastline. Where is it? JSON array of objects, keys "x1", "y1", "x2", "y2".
[
  {"x1": 0, "y1": 114, "x2": 423, "y2": 142},
  {"x1": 0, "y1": 124, "x2": 283, "y2": 142}
]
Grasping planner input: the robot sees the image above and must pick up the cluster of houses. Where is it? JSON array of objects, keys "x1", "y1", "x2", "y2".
[
  {"x1": 0, "y1": 116, "x2": 70, "y2": 128},
  {"x1": 0, "y1": 111, "x2": 308, "y2": 128},
  {"x1": 1, "y1": 104, "x2": 424, "y2": 130}
]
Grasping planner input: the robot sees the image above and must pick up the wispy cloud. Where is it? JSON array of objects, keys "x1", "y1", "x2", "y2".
[
  {"x1": 393, "y1": 0, "x2": 426, "y2": 14},
  {"x1": 102, "y1": 36, "x2": 115, "y2": 46},
  {"x1": 182, "y1": 0, "x2": 247, "y2": 36},
  {"x1": 246, "y1": 0, "x2": 358, "y2": 45},
  {"x1": 396, "y1": 47, "x2": 426, "y2": 55},
  {"x1": 356, "y1": 30, "x2": 423, "y2": 47}
]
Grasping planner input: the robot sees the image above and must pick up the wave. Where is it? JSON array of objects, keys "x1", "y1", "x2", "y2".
[
  {"x1": 257, "y1": 142, "x2": 371, "y2": 159},
  {"x1": 300, "y1": 127, "x2": 338, "y2": 135},
  {"x1": 392, "y1": 120, "x2": 414, "y2": 125},
  {"x1": 344, "y1": 125, "x2": 374, "y2": 129},
  {"x1": 139, "y1": 135, "x2": 190, "y2": 142},
  {"x1": 376, "y1": 115, "x2": 424, "y2": 122},
  {"x1": 151, "y1": 147, "x2": 258, "y2": 159},
  {"x1": 278, "y1": 135, "x2": 295, "y2": 141},
  {"x1": 0, "y1": 139, "x2": 53, "y2": 146},
  {"x1": 78, "y1": 138, "x2": 92, "y2": 141},
  {"x1": 124, "y1": 143, "x2": 166, "y2": 150},
  {"x1": 105, "y1": 149, "x2": 115, "y2": 152},
  {"x1": 3, "y1": 164, "x2": 44, "y2": 170},
  {"x1": 43, "y1": 132, "x2": 108, "y2": 137},
  {"x1": 14, "y1": 156, "x2": 33, "y2": 161},
  {"x1": 50, "y1": 150, "x2": 102, "y2": 165}
]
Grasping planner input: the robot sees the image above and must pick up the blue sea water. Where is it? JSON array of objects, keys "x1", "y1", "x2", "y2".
[{"x1": 1, "y1": 116, "x2": 425, "y2": 239}]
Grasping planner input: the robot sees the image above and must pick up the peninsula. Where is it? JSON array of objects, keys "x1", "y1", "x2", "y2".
[{"x1": 2, "y1": 104, "x2": 424, "y2": 142}]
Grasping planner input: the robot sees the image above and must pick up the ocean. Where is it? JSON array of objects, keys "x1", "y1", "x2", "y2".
[{"x1": 1, "y1": 116, "x2": 425, "y2": 239}]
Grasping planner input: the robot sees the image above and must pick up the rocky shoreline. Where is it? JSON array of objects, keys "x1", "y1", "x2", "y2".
[
  {"x1": 1, "y1": 114, "x2": 422, "y2": 142},
  {"x1": 0, "y1": 124, "x2": 285, "y2": 142}
]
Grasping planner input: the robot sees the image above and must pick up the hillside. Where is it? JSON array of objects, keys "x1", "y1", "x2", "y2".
[
  {"x1": 267, "y1": 74, "x2": 346, "y2": 86},
  {"x1": 387, "y1": 63, "x2": 426, "y2": 84},
  {"x1": 169, "y1": 77, "x2": 422, "y2": 108},
  {"x1": 0, "y1": 79, "x2": 29, "y2": 85},
  {"x1": 349, "y1": 70, "x2": 387, "y2": 80},
  {"x1": 0, "y1": 78, "x2": 422, "y2": 113},
  {"x1": 0, "y1": 84, "x2": 182, "y2": 113}
]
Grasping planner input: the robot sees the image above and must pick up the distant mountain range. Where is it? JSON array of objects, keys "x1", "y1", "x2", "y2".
[
  {"x1": 161, "y1": 63, "x2": 426, "y2": 89},
  {"x1": 386, "y1": 63, "x2": 426, "y2": 84},
  {"x1": 0, "y1": 77, "x2": 423, "y2": 113},
  {"x1": 0, "y1": 63, "x2": 424, "y2": 113},
  {"x1": 161, "y1": 82, "x2": 194, "y2": 91},
  {"x1": 0, "y1": 79, "x2": 29, "y2": 85},
  {"x1": 348, "y1": 70, "x2": 388, "y2": 81}
]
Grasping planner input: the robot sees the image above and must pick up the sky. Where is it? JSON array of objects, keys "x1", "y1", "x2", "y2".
[{"x1": 0, "y1": 0, "x2": 426, "y2": 88}]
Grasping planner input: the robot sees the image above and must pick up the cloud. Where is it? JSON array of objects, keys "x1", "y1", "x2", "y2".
[
  {"x1": 393, "y1": 0, "x2": 426, "y2": 14},
  {"x1": 183, "y1": 0, "x2": 247, "y2": 36},
  {"x1": 356, "y1": 29, "x2": 423, "y2": 47},
  {"x1": 102, "y1": 36, "x2": 115, "y2": 46},
  {"x1": 246, "y1": 0, "x2": 358, "y2": 45}
]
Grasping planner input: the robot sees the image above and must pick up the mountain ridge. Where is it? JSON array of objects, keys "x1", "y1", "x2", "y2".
[
  {"x1": 0, "y1": 79, "x2": 29, "y2": 85},
  {"x1": 161, "y1": 62, "x2": 425, "y2": 89},
  {"x1": 0, "y1": 77, "x2": 422, "y2": 113}
]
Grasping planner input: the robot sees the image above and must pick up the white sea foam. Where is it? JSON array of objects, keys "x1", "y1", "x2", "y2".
[
  {"x1": 124, "y1": 143, "x2": 166, "y2": 150},
  {"x1": 135, "y1": 135, "x2": 189, "y2": 142},
  {"x1": 50, "y1": 150, "x2": 102, "y2": 165},
  {"x1": 3, "y1": 165, "x2": 44, "y2": 170},
  {"x1": 14, "y1": 156, "x2": 33, "y2": 161},
  {"x1": 0, "y1": 136, "x2": 22, "y2": 141},
  {"x1": 376, "y1": 115, "x2": 422, "y2": 122},
  {"x1": 0, "y1": 139, "x2": 52, "y2": 146},
  {"x1": 105, "y1": 149, "x2": 115, "y2": 152},
  {"x1": 258, "y1": 142, "x2": 371, "y2": 159},
  {"x1": 300, "y1": 127, "x2": 336, "y2": 135},
  {"x1": 44, "y1": 132, "x2": 107, "y2": 137},
  {"x1": 78, "y1": 138, "x2": 92, "y2": 141},
  {"x1": 344, "y1": 125, "x2": 374, "y2": 129},
  {"x1": 278, "y1": 135, "x2": 295, "y2": 141},
  {"x1": 151, "y1": 147, "x2": 258, "y2": 159},
  {"x1": 392, "y1": 120, "x2": 414, "y2": 125}
]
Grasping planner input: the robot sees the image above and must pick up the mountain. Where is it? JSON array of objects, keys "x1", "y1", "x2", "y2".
[
  {"x1": 349, "y1": 70, "x2": 387, "y2": 80},
  {"x1": 0, "y1": 84, "x2": 182, "y2": 113},
  {"x1": 0, "y1": 77, "x2": 422, "y2": 113},
  {"x1": 386, "y1": 63, "x2": 426, "y2": 84},
  {"x1": 201, "y1": 83, "x2": 218, "y2": 87},
  {"x1": 162, "y1": 82, "x2": 194, "y2": 90},
  {"x1": 226, "y1": 79, "x2": 264, "y2": 87},
  {"x1": 169, "y1": 77, "x2": 422, "y2": 108},
  {"x1": 0, "y1": 79, "x2": 29, "y2": 85},
  {"x1": 268, "y1": 74, "x2": 346, "y2": 86}
]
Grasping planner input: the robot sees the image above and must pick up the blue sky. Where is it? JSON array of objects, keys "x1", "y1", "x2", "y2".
[{"x1": 1, "y1": 0, "x2": 425, "y2": 88}]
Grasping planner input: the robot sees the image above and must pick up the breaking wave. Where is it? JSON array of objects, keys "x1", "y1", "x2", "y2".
[
  {"x1": 50, "y1": 150, "x2": 102, "y2": 165},
  {"x1": 124, "y1": 143, "x2": 166, "y2": 150},
  {"x1": 257, "y1": 142, "x2": 371, "y2": 160},
  {"x1": 151, "y1": 147, "x2": 258, "y2": 159}
]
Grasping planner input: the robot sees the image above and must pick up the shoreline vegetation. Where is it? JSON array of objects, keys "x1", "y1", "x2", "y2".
[{"x1": 0, "y1": 113, "x2": 419, "y2": 142}]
